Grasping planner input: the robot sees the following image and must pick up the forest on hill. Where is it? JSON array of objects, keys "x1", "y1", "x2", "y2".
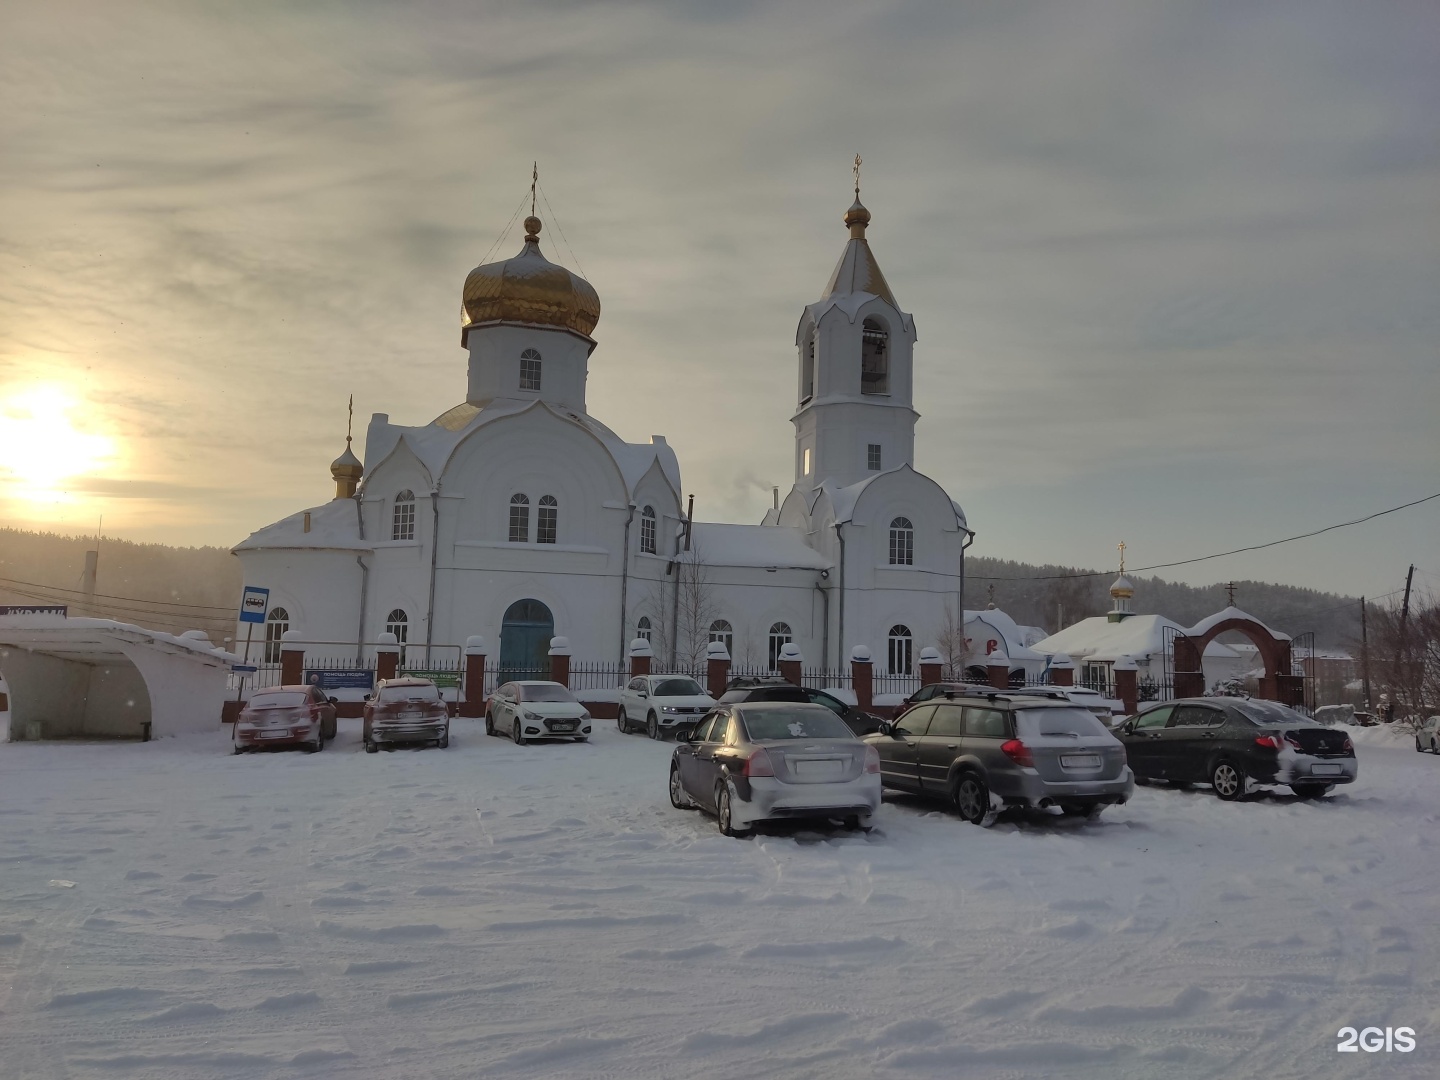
[{"x1": 0, "y1": 528, "x2": 1363, "y2": 649}]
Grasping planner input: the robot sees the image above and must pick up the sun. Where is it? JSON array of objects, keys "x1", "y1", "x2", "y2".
[{"x1": 0, "y1": 385, "x2": 117, "y2": 503}]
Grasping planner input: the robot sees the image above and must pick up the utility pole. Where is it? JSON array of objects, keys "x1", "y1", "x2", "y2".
[
  {"x1": 1399, "y1": 564, "x2": 1415, "y2": 636},
  {"x1": 1398, "y1": 564, "x2": 1416, "y2": 719},
  {"x1": 1360, "y1": 596, "x2": 1371, "y2": 708}
]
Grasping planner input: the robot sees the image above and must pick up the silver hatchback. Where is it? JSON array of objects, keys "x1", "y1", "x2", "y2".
[{"x1": 866, "y1": 693, "x2": 1134, "y2": 825}]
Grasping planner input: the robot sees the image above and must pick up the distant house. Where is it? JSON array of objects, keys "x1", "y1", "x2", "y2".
[{"x1": 962, "y1": 607, "x2": 1049, "y2": 683}]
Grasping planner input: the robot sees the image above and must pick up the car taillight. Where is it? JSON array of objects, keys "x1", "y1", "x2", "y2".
[
  {"x1": 863, "y1": 745, "x2": 881, "y2": 774},
  {"x1": 1254, "y1": 735, "x2": 1282, "y2": 750},
  {"x1": 1342, "y1": 737, "x2": 1354, "y2": 754},
  {"x1": 743, "y1": 748, "x2": 774, "y2": 777},
  {"x1": 1000, "y1": 739, "x2": 1033, "y2": 767}
]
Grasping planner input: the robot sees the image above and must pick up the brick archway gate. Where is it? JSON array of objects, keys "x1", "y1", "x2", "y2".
[{"x1": 1171, "y1": 609, "x2": 1305, "y2": 707}]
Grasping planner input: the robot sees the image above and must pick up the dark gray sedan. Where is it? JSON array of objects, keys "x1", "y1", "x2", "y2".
[{"x1": 669, "y1": 702, "x2": 882, "y2": 837}]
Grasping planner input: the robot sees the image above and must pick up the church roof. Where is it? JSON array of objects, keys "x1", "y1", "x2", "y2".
[
  {"x1": 233, "y1": 496, "x2": 371, "y2": 554},
  {"x1": 688, "y1": 522, "x2": 831, "y2": 570},
  {"x1": 798, "y1": 197, "x2": 914, "y2": 334},
  {"x1": 1031, "y1": 614, "x2": 1242, "y2": 664}
]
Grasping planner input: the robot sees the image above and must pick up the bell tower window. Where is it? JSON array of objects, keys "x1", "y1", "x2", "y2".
[
  {"x1": 800, "y1": 331, "x2": 815, "y2": 403},
  {"x1": 867, "y1": 443, "x2": 882, "y2": 471},
  {"x1": 861, "y1": 318, "x2": 889, "y2": 395},
  {"x1": 519, "y1": 349, "x2": 542, "y2": 392},
  {"x1": 888, "y1": 516, "x2": 914, "y2": 566},
  {"x1": 639, "y1": 506, "x2": 656, "y2": 554},
  {"x1": 508, "y1": 493, "x2": 530, "y2": 542}
]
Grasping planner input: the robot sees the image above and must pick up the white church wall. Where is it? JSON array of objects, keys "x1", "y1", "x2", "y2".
[{"x1": 466, "y1": 325, "x2": 590, "y2": 412}]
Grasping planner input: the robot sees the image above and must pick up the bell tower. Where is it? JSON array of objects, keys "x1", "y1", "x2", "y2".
[{"x1": 793, "y1": 163, "x2": 918, "y2": 491}]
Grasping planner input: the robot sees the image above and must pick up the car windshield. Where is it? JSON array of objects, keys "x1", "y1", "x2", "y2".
[
  {"x1": 741, "y1": 708, "x2": 854, "y2": 742},
  {"x1": 1233, "y1": 699, "x2": 1316, "y2": 727},
  {"x1": 1016, "y1": 708, "x2": 1112, "y2": 738},
  {"x1": 379, "y1": 684, "x2": 440, "y2": 703},
  {"x1": 653, "y1": 678, "x2": 703, "y2": 697},
  {"x1": 520, "y1": 684, "x2": 577, "y2": 703},
  {"x1": 250, "y1": 691, "x2": 308, "y2": 708}
]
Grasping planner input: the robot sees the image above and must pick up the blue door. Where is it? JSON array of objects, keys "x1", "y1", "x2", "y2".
[{"x1": 499, "y1": 599, "x2": 554, "y2": 683}]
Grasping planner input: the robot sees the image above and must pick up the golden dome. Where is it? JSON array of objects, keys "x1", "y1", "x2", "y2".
[
  {"x1": 843, "y1": 197, "x2": 871, "y2": 236},
  {"x1": 461, "y1": 215, "x2": 600, "y2": 345},
  {"x1": 330, "y1": 437, "x2": 363, "y2": 499}
]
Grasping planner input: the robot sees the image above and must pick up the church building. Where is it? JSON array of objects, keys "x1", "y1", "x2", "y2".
[{"x1": 234, "y1": 190, "x2": 972, "y2": 678}]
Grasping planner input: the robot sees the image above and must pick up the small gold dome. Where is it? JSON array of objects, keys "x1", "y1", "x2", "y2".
[
  {"x1": 843, "y1": 197, "x2": 871, "y2": 236},
  {"x1": 331, "y1": 438, "x2": 363, "y2": 499},
  {"x1": 461, "y1": 216, "x2": 600, "y2": 344},
  {"x1": 1110, "y1": 573, "x2": 1135, "y2": 599}
]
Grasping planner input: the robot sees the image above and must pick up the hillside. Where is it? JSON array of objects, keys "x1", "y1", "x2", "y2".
[{"x1": 0, "y1": 529, "x2": 1360, "y2": 650}]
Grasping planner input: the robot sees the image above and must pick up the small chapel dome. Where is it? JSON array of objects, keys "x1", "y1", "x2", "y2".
[
  {"x1": 461, "y1": 215, "x2": 601, "y2": 345},
  {"x1": 331, "y1": 439, "x2": 363, "y2": 498},
  {"x1": 1110, "y1": 573, "x2": 1135, "y2": 599}
]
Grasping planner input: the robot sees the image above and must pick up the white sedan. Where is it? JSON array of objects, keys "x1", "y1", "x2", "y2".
[
  {"x1": 485, "y1": 681, "x2": 593, "y2": 744},
  {"x1": 617, "y1": 675, "x2": 717, "y2": 740}
]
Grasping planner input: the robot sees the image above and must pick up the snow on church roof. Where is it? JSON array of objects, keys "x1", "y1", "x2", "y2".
[
  {"x1": 689, "y1": 523, "x2": 831, "y2": 570},
  {"x1": 1184, "y1": 605, "x2": 1290, "y2": 642},
  {"x1": 234, "y1": 496, "x2": 370, "y2": 553},
  {"x1": 363, "y1": 399, "x2": 682, "y2": 497},
  {"x1": 1032, "y1": 614, "x2": 1242, "y2": 664}
]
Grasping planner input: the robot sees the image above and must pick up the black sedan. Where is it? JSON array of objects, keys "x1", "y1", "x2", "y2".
[
  {"x1": 717, "y1": 677, "x2": 884, "y2": 736},
  {"x1": 1116, "y1": 697, "x2": 1356, "y2": 799}
]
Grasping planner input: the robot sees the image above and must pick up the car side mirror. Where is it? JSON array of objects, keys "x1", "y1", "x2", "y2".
[
  {"x1": 638, "y1": 690, "x2": 648, "y2": 698},
  {"x1": 877, "y1": 721, "x2": 893, "y2": 737},
  {"x1": 328, "y1": 697, "x2": 339, "y2": 705},
  {"x1": 363, "y1": 693, "x2": 372, "y2": 701},
  {"x1": 1121, "y1": 722, "x2": 1133, "y2": 734}
]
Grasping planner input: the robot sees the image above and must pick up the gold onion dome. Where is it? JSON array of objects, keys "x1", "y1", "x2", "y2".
[
  {"x1": 330, "y1": 438, "x2": 363, "y2": 483},
  {"x1": 461, "y1": 215, "x2": 601, "y2": 344},
  {"x1": 843, "y1": 197, "x2": 871, "y2": 235}
]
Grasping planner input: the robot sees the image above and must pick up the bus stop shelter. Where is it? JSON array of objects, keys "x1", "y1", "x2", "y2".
[{"x1": 0, "y1": 613, "x2": 239, "y2": 741}]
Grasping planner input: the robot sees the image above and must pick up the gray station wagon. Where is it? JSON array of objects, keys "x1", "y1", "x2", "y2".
[{"x1": 865, "y1": 691, "x2": 1134, "y2": 825}]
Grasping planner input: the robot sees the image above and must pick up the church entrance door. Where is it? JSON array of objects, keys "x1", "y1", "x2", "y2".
[{"x1": 499, "y1": 599, "x2": 554, "y2": 684}]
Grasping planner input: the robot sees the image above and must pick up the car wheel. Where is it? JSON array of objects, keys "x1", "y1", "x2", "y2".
[
  {"x1": 617, "y1": 708, "x2": 629, "y2": 734},
  {"x1": 1291, "y1": 783, "x2": 1333, "y2": 798},
  {"x1": 953, "y1": 774, "x2": 997, "y2": 827},
  {"x1": 364, "y1": 740, "x2": 378, "y2": 754},
  {"x1": 307, "y1": 734, "x2": 324, "y2": 753},
  {"x1": 438, "y1": 733, "x2": 449, "y2": 749},
  {"x1": 1211, "y1": 759, "x2": 1247, "y2": 801},
  {"x1": 1417, "y1": 738, "x2": 1424, "y2": 753},
  {"x1": 669, "y1": 765, "x2": 694, "y2": 810},
  {"x1": 716, "y1": 785, "x2": 749, "y2": 837},
  {"x1": 231, "y1": 744, "x2": 243, "y2": 755},
  {"x1": 512, "y1": 720, "x2": 525, "y2": 745},
  {"x1": 485, "y1": 710, "x2": 495, "y2": 737},
  {"x1": 647, "y1": 713, "x2": 660, "y2": 740}
]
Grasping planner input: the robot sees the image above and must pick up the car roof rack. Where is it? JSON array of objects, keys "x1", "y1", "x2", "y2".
[{"x1": 934, "y1": 685, "x2": 1073, "y2": 704}]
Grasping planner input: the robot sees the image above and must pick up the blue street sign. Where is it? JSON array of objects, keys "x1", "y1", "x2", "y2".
[
  {"x1": 239, "y1": 585, "x2": 270, "y2": 625},
  {"x1": 232, "y1": 664, "x2": 258, "y2": 673}
]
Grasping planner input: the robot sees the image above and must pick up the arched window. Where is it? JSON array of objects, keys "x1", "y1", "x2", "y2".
[
  {"x1": 386, "y1": 609, "x2": 409, "y2": 666},
  {"x1": 636, "y1": 616, "x2": 652, "y2": 642},
  {"x1": 519, "y1": 348, "x2": 542, "y2": 392},
  {"x1": 767, "y1": 622, "x2": 793, "y2": 670},
  {"x1": 861, "y1": 318, "x2": 889, "y2": 395},
  {"x1": 888, "y1": 516, "x2": 914, "y2": 566},
  {"x1": 708, "y1": 619, "x2": 733, "y2": 655},
  {"x1": 800, "y1": 331, "x2": 815, "y2": 403},
  {"x1": 509, "y1": 493, "x2": 530, "y2": 543},
  {"x1": 887, "y1": 624, "x2": 913, "y2": 676},
  {"x1": 537, "y1": 495, "x2": 558, "y2": 544},
  {"x1": 264, "y1": 606, "x2": 290, "y2": 664},
  {"x1": 639, "y1": 505, "x2": 656, "y2": 554},
  {"x1": 392, "y1": 490, "x2": 416, "y2": 541}
]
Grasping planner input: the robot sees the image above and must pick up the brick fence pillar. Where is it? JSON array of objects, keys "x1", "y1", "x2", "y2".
[
  {"x1": 280, "y1": 630, "x2": 305, "y2": 685},
  {"x1": 375, "y1": 632, "x2": 400, "y2": 682},
  {"x1": 549, "y1": 637, "x2": 572, "y2": 688},
  {"x1": 461, "y1": 635, "x2": 487, "y2": 717},
  {"x1": 629, "y1": 638, "x2": 653, "y2": 679},
  {"x1": 1113, "y1": 654, "x2": 1138, "y2": 715},
  {"x1": 1049, "y1": 653, "x2": 1074, "y2": 686},
  {"x1": 987, "y1": 650, "x2": 1010, "y2": 691},
  {"x1": 705, "y1": 641, "x2": 731, "y2": 699},
  {"x1": 778, "y1": 643, "x2": 804, "y2": 687},
  {"x1": 918, "y1": 646, "x2": 943, "y2": 688},
  {"x1": 850, "y1": 646, "x2": 873, "y2": 713}
]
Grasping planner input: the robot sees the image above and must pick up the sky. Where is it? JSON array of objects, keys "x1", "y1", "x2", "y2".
[{"x1": 1, "y1": 0, "x2": 1436, "y2": 601}]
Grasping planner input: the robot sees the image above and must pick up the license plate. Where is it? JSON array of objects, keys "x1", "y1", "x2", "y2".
[
  {"x1": 551, "y1": 722, "x2": 576, "y2": 732},
  {"x1": 259, "y1": 731, "x2": 290, "y2": 739},
  {"x1": 1311, "y1": 763, "x2": 1342, "y2": 775},
  {"x1": 793, "y1": 759, "x2": 843, "y2": 778},
  {"x1": 1061, "y1": 755, "x2": 1101, "y2": 769}
]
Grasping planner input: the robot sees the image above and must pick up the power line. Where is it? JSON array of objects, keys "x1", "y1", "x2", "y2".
[
  {"x1": 969, "y1": 491, "x2": 1440, "y2": 582},
  {"x1": 0, "y1": 574, "x2": 234, "y2": 612},
  {"x1": 537, "y1": 181, "x2": 587, "y2": 279}
]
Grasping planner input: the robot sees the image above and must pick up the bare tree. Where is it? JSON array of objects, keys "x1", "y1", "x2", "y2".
[
  {"x1": 936, "y1": 602, "x2": 970, "y2": 681},
  {"x1": 642, "y1": 541, "x2": 719, "y2": 674},
  {"x1": 1362, "y1": 591, "x2": 1438, "y2": 724}
]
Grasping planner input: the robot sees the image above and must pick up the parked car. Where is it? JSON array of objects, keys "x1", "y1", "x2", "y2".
[
  {"x1": 669, "y1": 702, "x2": 882, "y2": 836},
  {"x1": 617, "y1": 674, "x2": 717, "y2": 740},
  {"x1": 1416, "y1": 716, "x2": 1440, "y2": 753},
  {"x1": 898, "y1": 681, "x2": 991, "y2": 709},
  {"x1": 486, "y1": 681, "x2": 592, "y2": 744},
  {"x1": 232, "y1": 684, "x2": 337, "y2": 754},
  {"x1": 1116, "y1": 697, "x2": 1356, "y2": 799},
  {"x1": 718, "y1": 676, "x2": 884, "y2": 736},
  {"x1": 903, "y1": 681, "x2": 1120, "y2": 724},
  {"x1": 1313, "y1": 704, "x2": 1357, "y2": 727},
  {"x1": 866, "y1": 689, "x2": 1133, "y2": 825},
  {"x1": 363, "y1": 677, "x2": 450, "y2": 752}
]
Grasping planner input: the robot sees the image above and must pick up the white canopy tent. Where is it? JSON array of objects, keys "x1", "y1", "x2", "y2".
[{"x1": 0, "y1": 615, "x2": 240, "y2": 741}]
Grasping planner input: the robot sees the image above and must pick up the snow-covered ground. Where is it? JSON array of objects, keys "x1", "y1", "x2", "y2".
[{"x1": 1, "y1": 719, "x2": 1436, "y2": 1079}]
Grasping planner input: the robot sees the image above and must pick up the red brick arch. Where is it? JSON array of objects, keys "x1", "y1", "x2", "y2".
[{"x1": 1172, "y1": 615, "x2": 1303, "y2": 705}]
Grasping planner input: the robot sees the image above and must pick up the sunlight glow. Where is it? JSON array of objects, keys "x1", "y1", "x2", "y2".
[{"x1": 0, "y1": 385, "x2": 117, "y2": 504}]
